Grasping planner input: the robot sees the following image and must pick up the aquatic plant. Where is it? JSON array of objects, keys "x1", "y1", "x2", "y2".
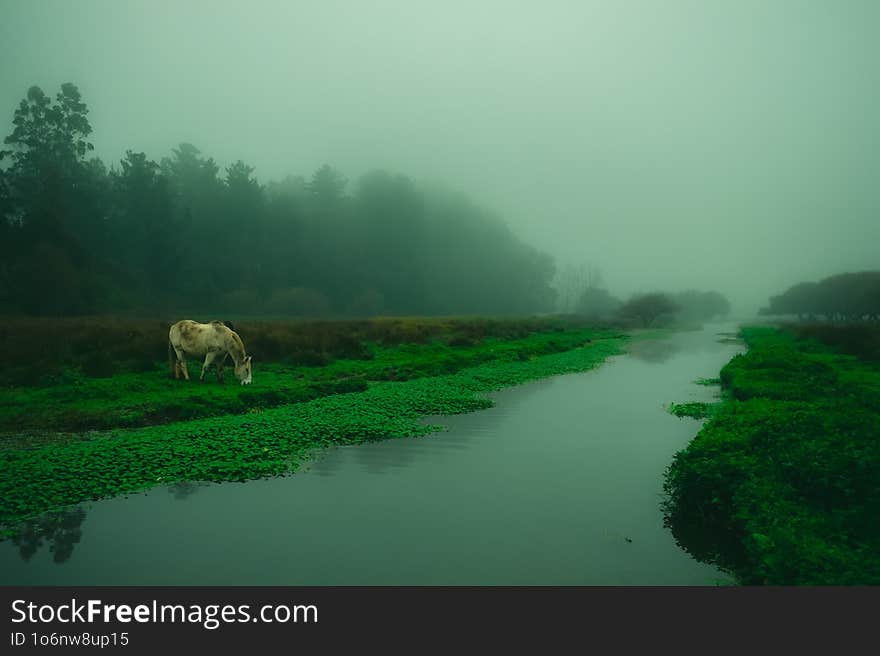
[
  {"x1": 663, "y1": 326, "x2": 880, "y2": 584},
  {"x1": 668, "y1": 402, "x2": 719, "y2": 420}
]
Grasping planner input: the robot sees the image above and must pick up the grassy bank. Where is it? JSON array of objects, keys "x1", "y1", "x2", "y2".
[
  {"x1": 663, "y1": 325, "x2": 880, "y2": 584},
  {"x1": 0, "y1": 320, "x2": 626, "y2": 537},
  {"x1": 0, "y1": 316, "x2": 603, "y2": 434}
]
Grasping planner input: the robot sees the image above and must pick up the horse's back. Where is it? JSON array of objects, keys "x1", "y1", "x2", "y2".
[
  {"x1": 170, "y1": 319, "x2": 222, "y2": 355},
  {"x1": 169, "y1": 319, "x2": 199, "y2": 342}
]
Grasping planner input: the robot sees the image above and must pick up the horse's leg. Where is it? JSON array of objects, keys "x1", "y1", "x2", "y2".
[
  {"x1": 217, "y1": 352, "x2": 229, "y2": 383},
  {"x1": 201, "y1": 351, "x2": 219, "y2": 382},
  {"x1": 174, "y1": 347, "x2": 190, "y2": 381}
]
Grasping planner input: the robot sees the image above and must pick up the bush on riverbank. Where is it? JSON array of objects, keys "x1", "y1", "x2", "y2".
[
  {"x1": 785, "y1": 321, "x2": 880, "y2": 364},
  {"x1": 663, "y1": 326, "x2": 880, "y2": 584}
]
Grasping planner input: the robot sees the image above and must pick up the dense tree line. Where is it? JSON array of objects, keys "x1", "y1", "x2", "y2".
[
  {"x1": 0, "y1": 84, "x2": 556, "y2": 317},
  {"x1": 760, "y1": 271, "x2": 880, "y2": 320}
]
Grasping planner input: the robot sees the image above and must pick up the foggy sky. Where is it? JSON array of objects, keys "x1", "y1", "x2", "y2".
[{"x1": 2, "y1": 0, "x2": 878, "y2": 314}]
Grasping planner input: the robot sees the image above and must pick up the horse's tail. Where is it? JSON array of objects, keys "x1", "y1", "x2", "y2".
[{"x1": 168, "y1": 339, "x2": 176, "y2": 378}]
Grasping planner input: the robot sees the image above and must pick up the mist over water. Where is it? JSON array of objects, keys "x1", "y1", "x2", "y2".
[{"x1": 2, "y1": 1, "x2": 877, "y2": 314}]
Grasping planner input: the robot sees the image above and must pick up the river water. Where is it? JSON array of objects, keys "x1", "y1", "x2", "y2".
[{"x1": 0, "y1": 324, "x2": 743, "y2": 585}]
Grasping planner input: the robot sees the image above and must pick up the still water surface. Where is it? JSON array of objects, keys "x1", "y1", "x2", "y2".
[{"x1": 1, "y1": 325, "x2": 743, "y2": 584}]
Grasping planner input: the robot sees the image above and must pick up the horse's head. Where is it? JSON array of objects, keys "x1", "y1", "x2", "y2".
[{"x1": 235, "y1": 356, "x2": 253, "y2": 385}]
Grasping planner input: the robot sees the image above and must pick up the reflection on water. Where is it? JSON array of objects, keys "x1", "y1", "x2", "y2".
[
  {"x1": 307, "y1": 380, "x2": 550, "y2": 477},
  {"x1": 2, "y1": 484, "x2": 199, "y2": 564},
  {"x1": 628, "y1": 325, "x2": 738, "y2": 364},
  {"x1": 11, "y1": 506, "x2": 87, "y2": 563},
  {"x1": 168, "y1": 481, "x2": 205, "y2": 500},
  {"x1": 0, "y1": 324, "x2": 744, "y2": 584},
  {"x1": 628, "y1": 339, "x2": 680, "y2": 363}
]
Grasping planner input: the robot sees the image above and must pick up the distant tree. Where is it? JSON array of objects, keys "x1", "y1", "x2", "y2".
[
  {"x1": 160, "y1": 142, "x2": 222, "y2": 225},
  {"x1": 354, "y1": 170, "x2": 425, "y2": 312},
  {"x1": 0, "y1": 168, "x2": 12, "y2": 310},
  {"x1": 821, "y1": 272, "x2": 880, "y2": 320},
  {"x1": 761, "y1": 272, "x2": 880, "y2": 321},
  {"x1": 418, "y1": 188, "x2": 557, "y2": 315},
  {"x1": 555, "y1": 263, "x2": 603, "y2": 313},
  {"x1": 618, "y1": 292, "x2": 680, "y2": 327},
  {"x1": 266, "y1": 174, "x2": 307, "y2": 200},
  {"x1": 159, "y1": 143, "x2": 224, "y2": 306},
  {"x1": 72, "y1": 157, "x2": 113, "y2": 255},
  {"x1": 0, "y1": 84, "x2": 94, "y2": 240},
  {"x1": 308, "y1": 164, "x2": 347, "y2": 206},
  {"x1": 574, "y1": 286, "x2": 621, "y2": 318},
  {"x1": 161, "y1": 143, "x2": 219, "y2": 186},
  {"x1": 0, "y1": 83, "x2": 107, "y2": 314},
  {"x1": 221, "y1": 160, "x2": 264, "y2": 287},
  {"x1": 674, "y1": 290, "x2": 731, "y2": 322},
  {"x1": 112, "y1": 150, "x2": 177, "y2": 300},
  {"x1": 701, "y1": 290, "x2": 731, "y2": 319},
  {"x1": 225, "y1": 160, "x2": 260, "y2": 195},
  {"x1": 1, "y1": 84, "x2": 93, "y2": 171},
  {"x1": 762, "y1": 281, "x2": 820, "y2": 318}
]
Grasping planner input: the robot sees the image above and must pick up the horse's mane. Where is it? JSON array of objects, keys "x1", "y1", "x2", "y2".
[
  {"x1": 210, "y1": 320, "x2": 246, "y2": 357},
  {"x1": 226, "y1": 327, "x2": 247, "y2": 358},
  {"x1": 229, "y1": 331, "x2": 246, "y2": 354}
]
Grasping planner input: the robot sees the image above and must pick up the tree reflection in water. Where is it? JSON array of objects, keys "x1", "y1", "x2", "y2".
[
  {"x1": 167, "y1": 481, "x2": 203, "y2": 500},
  {"x1": 627, "y1": 339, "x2": 680, "y2": 364},
  {"x1": 11, "y1": 507, "x2": 87, "y2": 563}
]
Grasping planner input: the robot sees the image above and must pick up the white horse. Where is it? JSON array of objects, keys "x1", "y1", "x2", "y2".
[{"x1": 168, "y1": 320, "x2": 253, "y2": 385}]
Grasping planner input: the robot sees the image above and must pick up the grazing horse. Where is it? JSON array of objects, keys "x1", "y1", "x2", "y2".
[{"x1": 168, "y1": 320, "x2": 253, "y2": 385}]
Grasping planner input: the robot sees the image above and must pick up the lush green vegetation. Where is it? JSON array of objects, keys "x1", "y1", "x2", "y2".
[
  {"x1": 664, "y1": 326, "x2": 880, "y2": 584},
  {"x1": 668, "y1": 401, "x2": 719, "y2": 420},
  {"x1": 0, "y1": 322, "x2": 626, "y2": 537},
  {"x1": 787, "y1": 322, "x2": 880, "y2": 364},
  {"x1": 760, "y1": 271, "x2": 880, "y2": 321}
]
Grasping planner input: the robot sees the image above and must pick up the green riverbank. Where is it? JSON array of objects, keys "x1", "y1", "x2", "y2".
[
  {"x1": 0, "y1": 328, "x2": 626, "y2": 537},
  {"x1": 664, "y1": 326, "x2": 880, "y2": 584},
  {"x1": 0, "y1": 321, "x2": 610, "y2": 435}
]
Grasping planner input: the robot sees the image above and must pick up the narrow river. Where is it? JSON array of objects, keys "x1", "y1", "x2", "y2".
[{"x1": 0, "y1": 324, "x2": 743, "y2": 585}]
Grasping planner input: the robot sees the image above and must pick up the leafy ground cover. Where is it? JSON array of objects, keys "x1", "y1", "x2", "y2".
[
  {"x1": 668, "y1": 401, "x2": 720, "y2": 420},
  {"x1": 0, "y1": 327, "x2": 626, "y2": 537},
  {"x1": 663, "y1": 325, "x2": 880, "y2": 584}
]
